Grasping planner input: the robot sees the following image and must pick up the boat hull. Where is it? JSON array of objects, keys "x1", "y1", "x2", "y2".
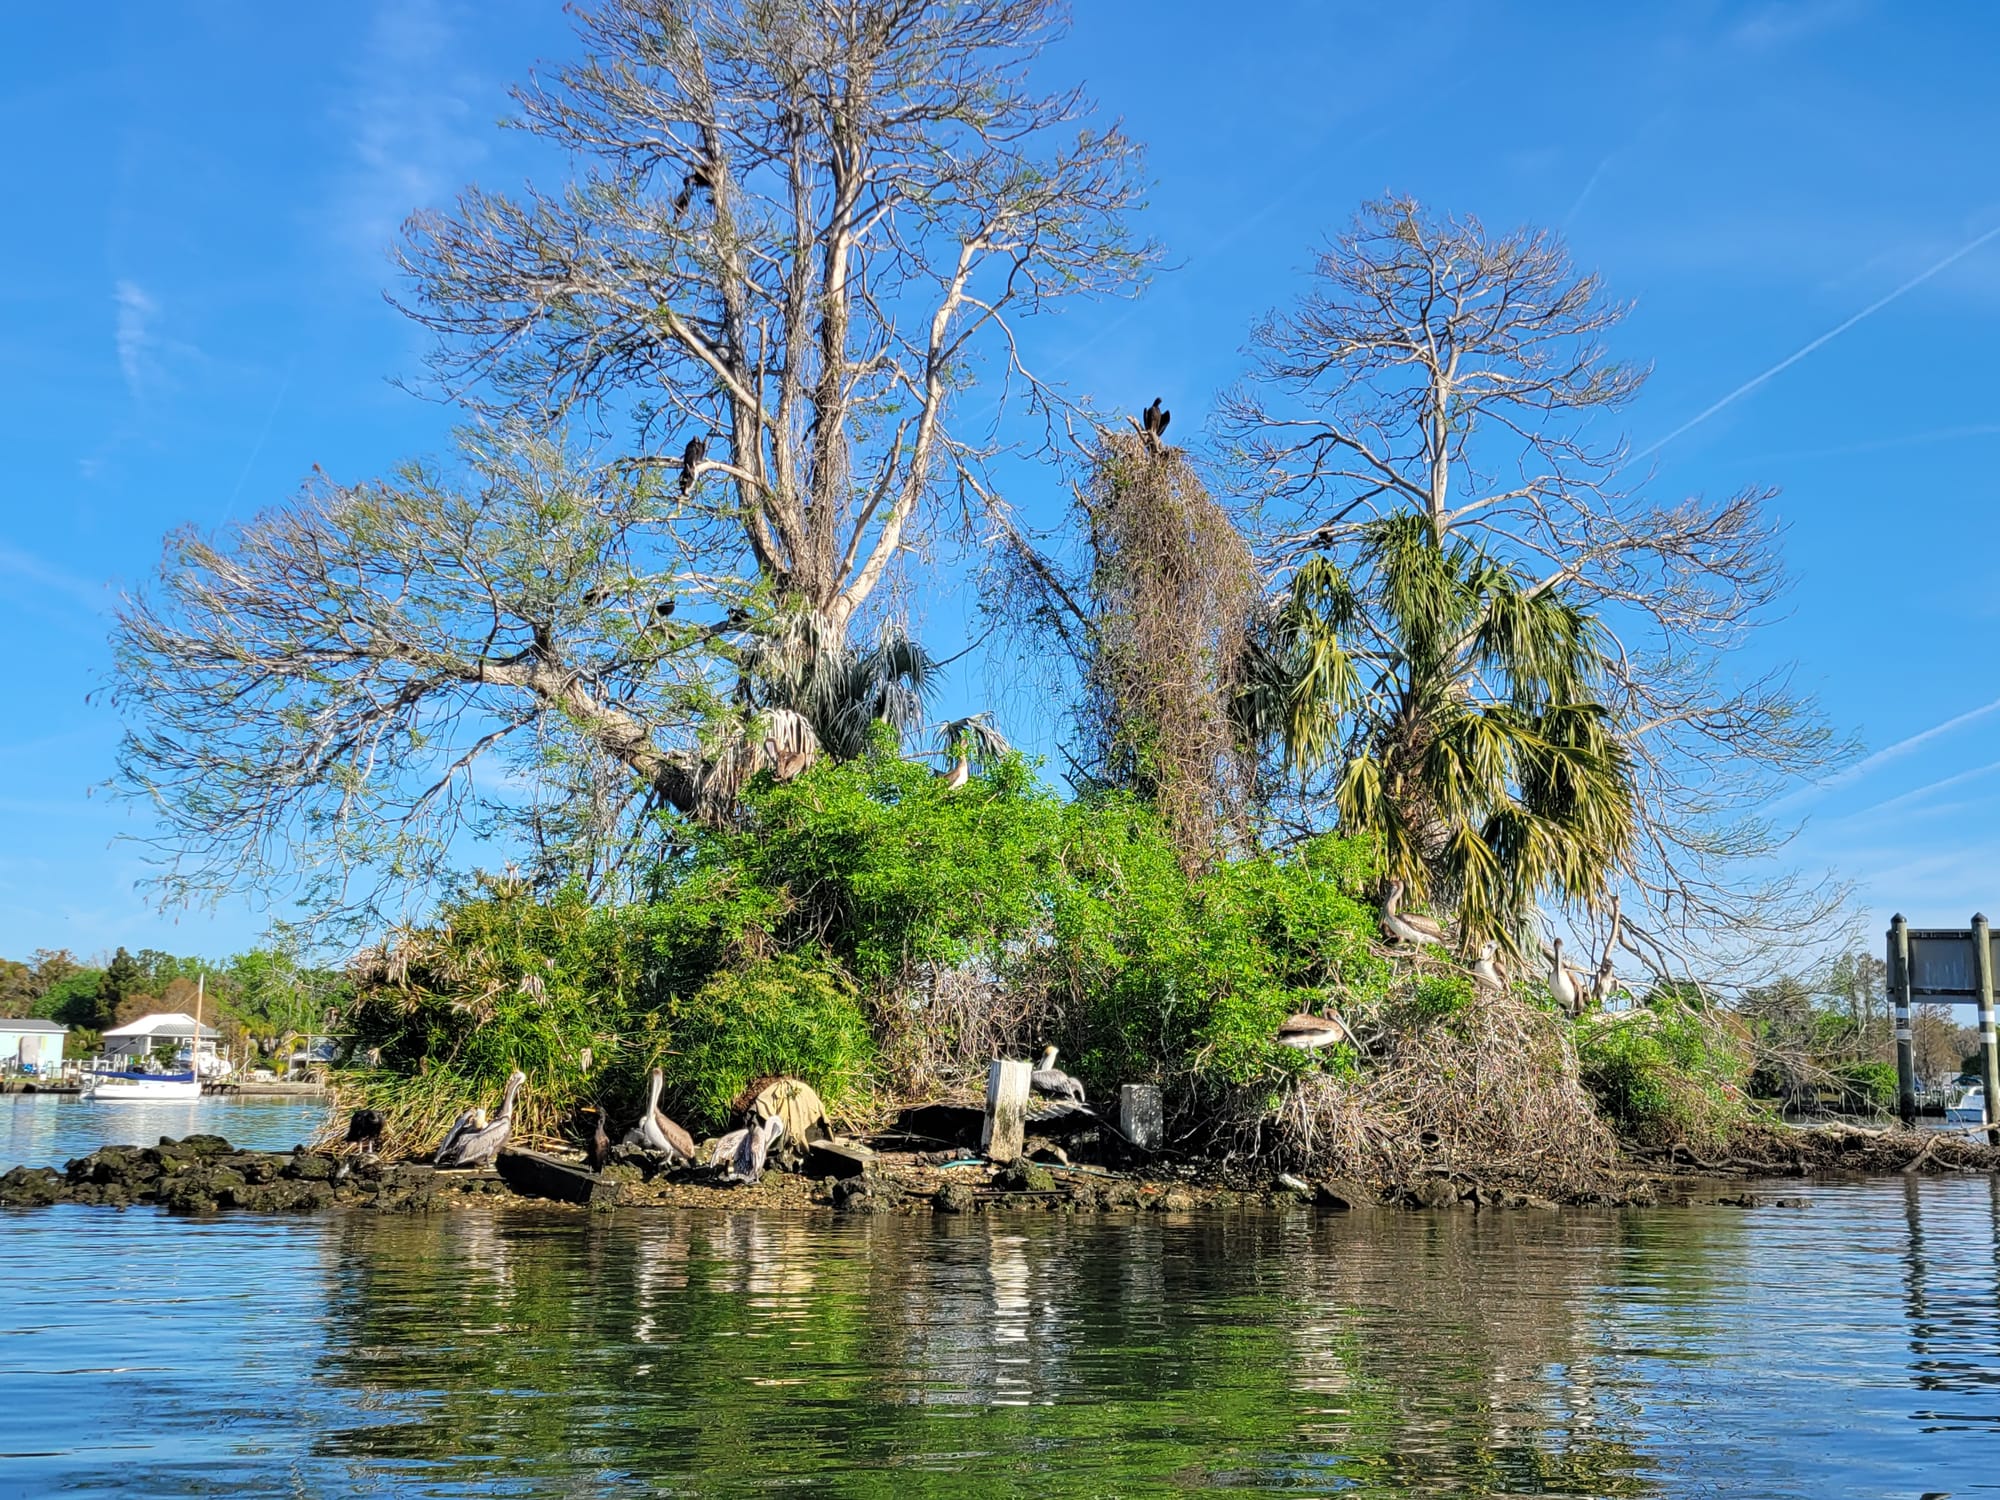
[{"x1": 85, "y1": 1072, "x2": 201, "y2": 1101}]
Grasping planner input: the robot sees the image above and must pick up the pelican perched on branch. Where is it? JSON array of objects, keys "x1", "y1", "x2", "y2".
[
  {"x1": 434, "y1": 1070, "x2": 526, "y2": 1167},
  {"x1": 1379, "y1": 879, "x2": 1446, "y2": 949},
  {"x1": 1030, "y1": 1045, "x2": 1086, "y2": 1104},
  {"x1": 624, "y1": 1068, "x2": 696, "y2": 1163}
]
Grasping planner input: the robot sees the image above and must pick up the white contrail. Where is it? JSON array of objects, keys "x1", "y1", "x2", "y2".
[
  {"x1": 1833, "y1": 757, "x2": 2000, "y2": 825},
  {"x1": 1770, "y1": 695, "x2": 2000, "y2": 813},
  {"x1": 1630, "y1": 220, "x2": 2000, "y2": 464}
]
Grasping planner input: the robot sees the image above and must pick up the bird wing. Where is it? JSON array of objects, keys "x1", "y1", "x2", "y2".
[
  {"x1": 433, "y1": 1108, "x2": 479, "y2": 1165},
  {"x1": 657, "y1": 1111, "x2": 696, "y2": 1162},
  {"x1": 1404, "y1": 911, "x2": 1448, "y2": 940}
]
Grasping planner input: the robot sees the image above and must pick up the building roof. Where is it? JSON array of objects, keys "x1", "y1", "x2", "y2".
[
  {"x1": 0, "y1": 1018, "x2": 69, "y2": 1034},
  {"x1": 102, "y1": 1011, "x2": 222, "y2": 1040}
]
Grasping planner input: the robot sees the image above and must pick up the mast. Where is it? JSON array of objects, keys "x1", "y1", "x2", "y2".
[{"x1": 194, "y1": 973, "x2": 204, "y2": 1082}]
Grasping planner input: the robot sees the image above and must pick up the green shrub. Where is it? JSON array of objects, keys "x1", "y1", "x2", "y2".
[
  {"x1": 1577, "y1": 1000, "x2": 1751, "y2": 1148},
  {"x1": 1402, "y1": 972, "x2": 1475, "y2": 1027},
  {"x1": 654, "y1": 954, "x2": 876, "y2": 1128},
  {"x1": 1836, "y1": 1059, "x2": 1896, "y2": 1111}
]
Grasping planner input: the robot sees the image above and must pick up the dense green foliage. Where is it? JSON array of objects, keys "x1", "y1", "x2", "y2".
[
  {"x1": 339, "y1": 752, "x2": 1390, "y2": 1139},
  {"x1": 1576, "y1": 1000, "x2": 1753, "y2": 1148}
]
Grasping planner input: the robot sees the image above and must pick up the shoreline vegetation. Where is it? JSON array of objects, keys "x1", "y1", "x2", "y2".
[{"x1": 34, "y1": 0, "x2": 1985, "y2": 1222}]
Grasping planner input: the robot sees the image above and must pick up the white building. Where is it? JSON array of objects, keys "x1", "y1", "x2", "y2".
[
  {"x1": 0, "y1": 1018, "x2": 68, "y2": 1073},
  {"x1": 102, "y1": 1012, "x2": 229, "y2": 1076}
]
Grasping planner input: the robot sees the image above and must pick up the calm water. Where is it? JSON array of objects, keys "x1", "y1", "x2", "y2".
[
  {"x1": 0, "y1": 1178, "x2": 1993, "y2": 1497},
  {"x1": 0, "y1": 1092, "x2": 331, "y2": 1169}
]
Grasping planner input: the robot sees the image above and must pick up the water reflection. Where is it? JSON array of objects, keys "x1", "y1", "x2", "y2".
[{"x1": 3, "y1": 1183, "x2": 1996, "y2": 1496}]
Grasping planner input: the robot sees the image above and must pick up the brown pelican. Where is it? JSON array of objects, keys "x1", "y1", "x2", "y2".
[
  {"x1": 1030, "y1": 1045, "x2": 1086, "y2": 1103},
  {"x1": 712, "y1": 1114, "x2": 786, "y2": 1184},
  {"x1": 941, "y1": 751, "x2": 970, "y2": 790},
  {"x1": 432, "y1": 1106, "x2": 485, "y2": 1164},
  {"x1": 1275, "y1": 1013, "x2": 1350, "y2": 1051},
  {"x1": 1471, "y1": 941, "x2": 1505, "y2": 994},
  {"x1": 623, "y1": 1068, "x2": 697, "y2": 1162},
  {"x1": 343, "y1": 1108, "x2": 387, "y2": 1154},
  {"x1": 1548, "y1": 939, "x2": 1585, "y2": 1016},
  {"x1": 1379, "y1": 879, "x2": 1447, "y2": 949},
  {"x1": 434, "y1": 1070, "x2": 526, "y2": 1168}
]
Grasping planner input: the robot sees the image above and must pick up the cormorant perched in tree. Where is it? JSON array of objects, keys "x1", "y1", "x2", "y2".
[
  {"x1": 655, "y1": 597, "x2": 676, "y2": 621},
  {"x1": 680, "y1": 434, "x2": 707, "y2": 495},
  {"x1": 673, "y1": 163, "x2": 715, "y2": 217},
  {"x1": 1141, "y1": 396, "x2": 1170, "y2": 439}
]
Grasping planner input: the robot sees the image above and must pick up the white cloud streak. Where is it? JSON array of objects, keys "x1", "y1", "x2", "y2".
[
  {"x1": 1629, "y1": 220, "x2": 2000, "y2": 463},
  {"x1": 1771, "y1": 695, "x2": 2000, "y2": 813},
  {"x1": 114, "y1": 279, "x2": 158, "y2": 398}
]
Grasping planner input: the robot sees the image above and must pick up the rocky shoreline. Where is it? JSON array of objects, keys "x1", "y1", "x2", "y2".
[{"x1": 9, "y1": 1126, "x2": 1987, "y2": 1219}]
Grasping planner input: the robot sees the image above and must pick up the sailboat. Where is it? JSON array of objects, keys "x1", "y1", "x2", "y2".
[{"x1": 84, "y1": 976, "x2": 209, "y2": 1102}]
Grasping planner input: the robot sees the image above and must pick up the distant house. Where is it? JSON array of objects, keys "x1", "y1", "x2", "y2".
[
  {"x1": 0, "y1": 1018, "x2": 68, "y2": 1072},
  {"x1": 103, "y1": 1012, "x2": 227, "y2": 1075}
]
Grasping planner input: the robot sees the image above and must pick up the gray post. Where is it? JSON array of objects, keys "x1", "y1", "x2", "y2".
[
  {"x1": 1974, "y1": 913, "x2": 2000, "y2": 1146},
  {"x1": 1890, "y1": 914, "x2": 1916, "y2": 1125},
  {"x1": 981, "y1": 1059, "x2": 1031, "y2": 1163},
  {"x1": 1119, "y1": 1084, "x2": 1163, "y2": 1154}
]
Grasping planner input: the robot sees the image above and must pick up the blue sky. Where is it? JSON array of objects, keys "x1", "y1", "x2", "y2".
[{"x1": 3, "y1": 0, "x2": 1996, "y2": 962}]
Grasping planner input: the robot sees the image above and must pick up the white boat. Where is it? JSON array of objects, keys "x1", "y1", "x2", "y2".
[
  {"x1": 1945, "y1": 1083, "x2": 1988, "y2": 1125},
  {"x1": 82, "y1": 1066, "x2": 201, "y2": 1101},
  {"x1": 85, "y1": 974, "x2": 216, "y2": 1103}
]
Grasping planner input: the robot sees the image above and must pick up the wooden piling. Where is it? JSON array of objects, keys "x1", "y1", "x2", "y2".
[
  {"x1": 1119, "y1": 1084, "x2": 1163, "y2": 1154},
  {"x1": 1890, "y1": 914, "x2": 1916, "y2": 1125},
  {"x1": 1974, "y1": 913, "x2": 2000, "y2": 1147},
  {"x1": 982, "y1": 1059, "x2": 1031, "y2": 1162}
]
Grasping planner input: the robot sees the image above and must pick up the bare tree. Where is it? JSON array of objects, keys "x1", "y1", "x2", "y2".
[
  {"x1": 1222, "y1": 198, "x2": 1852, "y2": 983},
  {"x1": 110, "y1": 428, "x2": 738, "y2": 928},
  {"x1": 399, "y1": 0, "x2": 1150, "y2": 639}
]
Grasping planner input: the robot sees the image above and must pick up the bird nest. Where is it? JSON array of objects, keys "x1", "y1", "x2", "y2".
[{"x1": 1270, "y1": 990, "x2": 1617, "y2": 1198}]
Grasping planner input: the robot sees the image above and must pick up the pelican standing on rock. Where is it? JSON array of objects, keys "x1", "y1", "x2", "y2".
[
  {"x1": 434, "y1": 1069, "x2": 526, "y2": 1168},
  {"x1": 624, "y1": 1068, "x2": 697, "y2": 1163},
  {"x1": 1030, "y1": 1045, "x2": 1086, "y2": 1104},
  {"x1": 1275, "y1": 1012, "x2": 1351, "y2": 1051},
  {"x1": 711, "y1": 1113, "x2": 787, "y2": 1184},
  {"x1": 1379, "y1": 879, "x2": 1447, "y2": 949}
]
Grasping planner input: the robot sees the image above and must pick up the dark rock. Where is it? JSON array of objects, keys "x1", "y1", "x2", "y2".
[
  {"x1": 1774, "y1": 1196, "x2": 1812, "y2": 1209},
  {"x1": 181, "y1": 1134, "x2": 232, "y2": 1157},
  {"x1": 832, "y1": 1178, "x2": 900, "y2": 1214},
  {"x1": 234, "y1": 1154, "x2": 281, "y2": 1184},
  {"x1": 1717, "y1": 1193, "x2": 1761, "y2": 1208},
  {"x1": 1410, "y1": 1178, "x2": 1463, "y2": 1211},
  {"x1": 152, "y1": 1139, "x2": 200, "y2": 1167},
  {"x1": 932, "y1": 1179, "x2": 978, "y2": 1214},
  {"x1": 996, "y1": 1160, "x2": 1057, "y2": 1193},
  {"x1": 0, "y1": 1166, "x2": 64, "y2": 1206},
  {"x1": 803, "y1": 1141, "x2": 877, "y2": 1181},
  {"x1": 1522, "y1": 1195, "x2": 1560, "y2": 1211},
  {"x1": 1152, "y1": 1186, "x2": 1196, "y2": 1213},
  {"x1": 1100, "y1": 1180, "x2": 1144, "y2": 1209},
  {"x1": 284, "y1": 1153, "x2": 337, "y2": 1182},
  {"x1": 1314, "y1": 1178, "x2": 1377, "y2": 1212}
]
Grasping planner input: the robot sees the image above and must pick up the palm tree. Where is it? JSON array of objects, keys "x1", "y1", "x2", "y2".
[
  {"x1": 678, "y1": 608, "x2": 940, "y2": 819},
  {"x1": 1238, "y1": 512, "x2": 1635, "y2": 946}
]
